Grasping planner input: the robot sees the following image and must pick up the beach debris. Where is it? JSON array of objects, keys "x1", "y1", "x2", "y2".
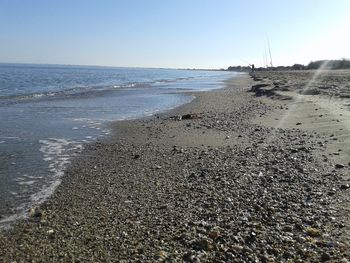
[
  {"x1": 182, "y1": 113, "x2": 201, "y2": 120},
  {"x1": 169, "y1": 113, "x2": 201, "y2": 121},
  {"x1": 29, "y1": 207, "x2": 43, "y2": 218},
  {"x1": 171, "y1": 115, "x2": 182, "y2": 121},
  {"x1": 249, "y1": 83, "x2": 271, "y2": 95}
]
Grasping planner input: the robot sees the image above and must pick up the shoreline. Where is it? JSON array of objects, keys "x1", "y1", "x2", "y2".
[
  {"x1": 1, "y1": 72, "x2": 350, "y2": 261},
  {"x1": 0, "y1": 70, "x2": 234, "y2": 227}
]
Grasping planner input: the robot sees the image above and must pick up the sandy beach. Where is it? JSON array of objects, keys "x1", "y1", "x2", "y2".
[{"x1": 1, "y1": 71, "x2": 350, "y2": 262}]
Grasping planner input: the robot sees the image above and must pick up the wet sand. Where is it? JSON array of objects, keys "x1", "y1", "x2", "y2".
[{"x1": 1, "y1": 72, "x2": 350, "y2": 262}]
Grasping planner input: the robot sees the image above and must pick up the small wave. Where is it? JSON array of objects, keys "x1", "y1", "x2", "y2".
[
  {"x1": 0, "y1": 82, "x2": 146, "y2": 104},
  {"x1": 18, "y1": 180, "x2": 36, "y2": 186},
  {"x1": 0, "y1": 75, "x2": 206, "y2": 105},
  {"x1": 28, "y1": 138, "x2": 83, "y2": 206}
]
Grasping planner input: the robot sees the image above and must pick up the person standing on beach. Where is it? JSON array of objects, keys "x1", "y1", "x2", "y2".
[{"x1": 250, "y1": 64, "x2": 255, "y2": 78}]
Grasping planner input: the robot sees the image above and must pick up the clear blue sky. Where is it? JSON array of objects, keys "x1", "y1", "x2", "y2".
[{"x1": 1, "y1": 0, "x2": 349, "y2": 68}]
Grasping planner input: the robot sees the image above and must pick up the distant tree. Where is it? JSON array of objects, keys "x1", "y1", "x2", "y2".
[
  {"x1": 227, "y1": 65, "x2": 250, "y2": 72},
  {"x1": 227, "y1": 59, "x2": 350, "y2": 72},
  {"x1": 307, "y1": 59, "x2": 350, "y2": 69},
  {"x1": 291, "y1": 64, "x2": 305, "y2": 70}
]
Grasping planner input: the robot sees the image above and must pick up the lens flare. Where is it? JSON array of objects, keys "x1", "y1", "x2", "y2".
[{"x1": 264, "y1": 60, "x2": 331, "y2": 144}]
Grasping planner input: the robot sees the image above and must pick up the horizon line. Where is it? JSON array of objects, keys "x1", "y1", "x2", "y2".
[
  {"x1": 1, "y1": 58, "x2": 349, "y2": 70},
  {"x1": 0, "y1": 62, "x2": 225, "y2": 71}
]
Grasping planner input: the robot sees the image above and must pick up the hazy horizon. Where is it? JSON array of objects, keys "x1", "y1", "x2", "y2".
[
  {"x1": 1, "y1": 0, "x2": 349, "y2": 68},
  {"x1": 1, "y1": 59, "x2": 349, "y2": 71}
]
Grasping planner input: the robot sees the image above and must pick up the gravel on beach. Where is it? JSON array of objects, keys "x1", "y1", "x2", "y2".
[{"x1": 1, "y1": 73, "x2": 349, "y2": 262}]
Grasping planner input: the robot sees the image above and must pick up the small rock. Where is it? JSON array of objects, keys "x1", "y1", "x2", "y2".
[
  {"x1": 321, "y1": 252, "x2": 331, "y2": 261},
  {"x1": 306, "y1": 227, "x2": 322, "y2": 237},
  {"x1": 340, "y1": 184, "x2": 350, "y2": 190},
  {"x1": 208, "y1": 230, "x2": 220, "y2": 240},
  {"x1": 158, "y1": 250, "x2": 168, "y2": 261},
  {"x1": 231, "y1": 245, "x2": 243, "y2": 252},
  {"x1": 192, "y1": 238, "x2": 213, "y2": 251},
  {"x1": 296, "y1": 122, "x2": 302, "y2": 125},
  {"x1": 183, "y1": 252, "x2": 195, "y2": 262},
  {"x1": 335, "y1": 164, "x2": 345, "y2": 169},
  {"x1": 182, "y1": 113, "x2": 200, "y2": 120},
  {"x1": 200, "y1": 170, "x2": 209, "y2": 178},
  {"x1": 29, "y1": 207, "x2": 43, "y2": 218}
]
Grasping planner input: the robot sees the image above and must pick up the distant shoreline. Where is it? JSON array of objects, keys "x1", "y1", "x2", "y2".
[{"x1": 227, "y1": 58, "x2": 350, "y2": 72}]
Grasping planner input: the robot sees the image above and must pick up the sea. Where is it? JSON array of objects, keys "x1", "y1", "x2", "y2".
[{"x1": 0, "y1": 63, "x2": 236, "y2": 226}]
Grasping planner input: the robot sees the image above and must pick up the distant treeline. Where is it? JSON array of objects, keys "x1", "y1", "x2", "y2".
[
  {"x1": 227, "y1": 59, "x2": 350, "y2": 72},
  {"x1": 307, "y1": 59, "x2": 350, "y2": 69}
]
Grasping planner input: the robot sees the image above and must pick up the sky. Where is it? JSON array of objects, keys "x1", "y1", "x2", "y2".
[{"x1": 0, "y1": 0, "x2": 349, "y2": 69}]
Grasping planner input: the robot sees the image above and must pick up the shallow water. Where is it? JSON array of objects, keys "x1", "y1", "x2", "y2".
[{"x1": 0, "y1": 63, "x2": 236, "y2": 226}]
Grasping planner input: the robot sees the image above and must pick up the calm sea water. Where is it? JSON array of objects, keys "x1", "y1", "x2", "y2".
[{"x1": 0, "y1": 63, "x2": 236, "y2": 226}]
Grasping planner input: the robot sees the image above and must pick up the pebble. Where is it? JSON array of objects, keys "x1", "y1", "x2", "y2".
[{"x1": 335, "y1": 164, "x2": 345, "y2": 169}]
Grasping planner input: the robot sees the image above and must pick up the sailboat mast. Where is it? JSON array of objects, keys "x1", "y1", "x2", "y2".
[{"x1": 267, "y1": 37, "x2": 273, "y2": 67}]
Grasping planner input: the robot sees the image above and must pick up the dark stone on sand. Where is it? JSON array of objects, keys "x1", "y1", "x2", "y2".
[
  {"x1": 182, "y1": 113, "x2": 200, "y2": 120},
  {"x1": 335, "y1": 164, "x2": 345, "y2": 169},
  {"x1": 301, "y1": 88, "x2": 320, "y2": 95},
  {"x1": 321, "y1": 252, "x2": 332, "y2": 261},
  {"x1": 340, "y1": 184, "x2": 350, "y2": 190},
  {"x1": 191, "y1": 239, "x2": 213, "y2": 251}
]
